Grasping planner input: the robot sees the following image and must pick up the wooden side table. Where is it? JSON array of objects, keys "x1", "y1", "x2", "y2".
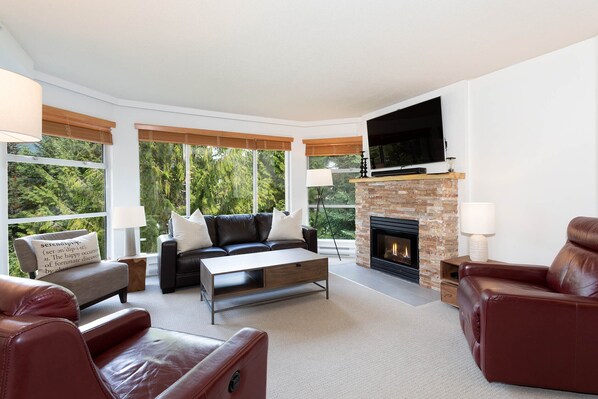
[
  {"x1": 118, "y1": 254, "x2": 147, "y2": 292},
  {"x1": 440, "y1": 255, "x2": 500, "y2": 307}
]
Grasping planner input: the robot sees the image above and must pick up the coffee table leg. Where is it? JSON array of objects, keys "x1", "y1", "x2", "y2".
[
  {"x1": 211, "y1": 302, "x2": 215, "y2": 325},
  {"x1": 326, "y1": 277, "x2": 329, "y2": 299}
]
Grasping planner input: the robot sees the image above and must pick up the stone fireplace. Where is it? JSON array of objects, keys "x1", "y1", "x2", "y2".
[{"x1": 351, "y1": 173, "x2": 464, "y2": 290}]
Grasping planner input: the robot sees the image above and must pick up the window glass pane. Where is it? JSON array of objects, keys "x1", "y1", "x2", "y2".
[
  {"x1": 308, "y1": 154, "x2": 361, "y2": 170},
  {"x1": 8, "y1": 163, "x2": 105, "y2": 218},
  {"x1": 308, "y1": 208, "x2": 355, "y2": 239},
  {"x1": 308, "y1": 172, "x2": 356, "y2": 206},
  {"x1": 139, "y1": 142, "x2": 185, "y2": 253},
  {"x1": 8, "y1": 136, "x2": 103, "y2": 163},
  {"x1": 190, "y1": 146, "x2": 253, "y2": 215},
  {"x1": 258, "y1": 150, "x2": 285, "y2": 212},
  {"x1": 8, "y1": 217, "x2": 106, "y2": 277}
]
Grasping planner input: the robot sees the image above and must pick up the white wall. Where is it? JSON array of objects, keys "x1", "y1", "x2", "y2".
[{"x1": 469, "y1": 37, "x2": 598, "y2": 264}]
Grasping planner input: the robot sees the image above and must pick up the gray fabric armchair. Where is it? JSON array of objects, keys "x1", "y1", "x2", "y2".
[{"x1": 13, "y1": 229, "x2": 128, "y2": 309}]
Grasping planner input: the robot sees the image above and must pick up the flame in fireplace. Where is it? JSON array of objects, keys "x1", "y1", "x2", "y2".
[{"x1": 392, "y1": 242, "x2": 398, "y2": 256}]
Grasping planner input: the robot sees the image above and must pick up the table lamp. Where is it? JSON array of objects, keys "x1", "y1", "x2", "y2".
[
  {"x1": 460, "y1": 202, "x2": 495, "y2": 262},
  {"x1": 306, "y1": 169, "x2": 341, "y2": 261},
  {"x1": 113, "y1": 206, "x2": 147, "y2": 257}
]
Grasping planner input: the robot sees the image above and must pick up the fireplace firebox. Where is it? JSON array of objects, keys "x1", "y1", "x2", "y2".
[{"x1": 370, "y1": 216, "x2": 419, "y2": 283}]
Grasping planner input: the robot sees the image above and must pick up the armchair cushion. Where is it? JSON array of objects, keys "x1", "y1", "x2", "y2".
[
  {"x1": 31, "y1": 232, "x2": 101, "y2": 278},
  {"x1": 39, "y1": 261, "x2": 128, "y2": 308}
]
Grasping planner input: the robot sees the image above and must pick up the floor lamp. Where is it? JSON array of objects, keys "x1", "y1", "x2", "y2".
[{"x1": 306, "y1": 169, "x2": 341, "y2": 261}]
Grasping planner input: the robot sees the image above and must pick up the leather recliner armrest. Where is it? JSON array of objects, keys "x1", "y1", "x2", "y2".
[
  {"x1": 158, "y1": 234, "x2": 178, "y2": 294},
  {"x1": 478, "y1": 289, "x2": 598, "y2": 391},
  {"x1": 459, "y1": 262, "x2": 548, "y2": 285},
  {"x1": 156, "y1": 328, "x2": 269, "y2": 399},
  {"x1": 302, "y1": 225, "x2": 318, "y2": 253},
  {"x1": 80, "y1": 308, "x2": 151, "y2": 358}
]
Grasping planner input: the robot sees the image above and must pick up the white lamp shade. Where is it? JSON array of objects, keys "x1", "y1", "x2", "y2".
[
  {"x1": 306, "y1": 169, "x2": 333, "y2": 187},
  {"x1": 0, "y1": 68, "x2": 42, "y2": 142},
  {"x1": 112, "y1": 206, "x2": 147, "y2": 229},
  {"x1": 460, "y1": 202, "x2": 495, "y2": 235}
]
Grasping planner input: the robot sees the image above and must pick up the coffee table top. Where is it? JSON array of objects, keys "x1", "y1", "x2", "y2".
[{"x1": 201, "y1": 248, "x2": 327, "y2": 275}]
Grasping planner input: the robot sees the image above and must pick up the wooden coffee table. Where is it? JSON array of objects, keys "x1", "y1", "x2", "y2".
[{"x1": 200, "y1": 248, "x2": 329, "y2": 324}]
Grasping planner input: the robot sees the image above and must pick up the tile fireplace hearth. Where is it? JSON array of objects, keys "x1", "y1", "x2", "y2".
[{"x1": 351, "y1": 172, "x2": 465, "y2": 290}]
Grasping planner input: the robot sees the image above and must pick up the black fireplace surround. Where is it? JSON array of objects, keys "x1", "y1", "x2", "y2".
[{"x1": 370, "y1": 216, "x2": 419, "y2": 283}]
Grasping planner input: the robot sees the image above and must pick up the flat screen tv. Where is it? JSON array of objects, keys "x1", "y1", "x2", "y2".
[{"x1": 367, "y1": 96, "x2": 445, "y2": 170}]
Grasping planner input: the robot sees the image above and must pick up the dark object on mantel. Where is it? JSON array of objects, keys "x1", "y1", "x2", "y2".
[
  {"x1": 371, "y1": 167, "x2": 427, "y2": 177},
  {"x1": 359, "y1": 151, "x2": 368, "y2": 178},
  {"x1": 457, "y1": 216, "x2": 598, "y2": 394}
]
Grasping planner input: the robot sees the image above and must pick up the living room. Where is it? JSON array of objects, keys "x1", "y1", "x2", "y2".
[{"x1": 1, "y1": 2, "x2": 598, "y2": 398}]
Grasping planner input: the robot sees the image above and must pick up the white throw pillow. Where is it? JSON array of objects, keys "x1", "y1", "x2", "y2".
[
  {"x1": 171, "y1": 209, "x2": 213, "y2": 253},
  {"x1": 267, "y1": 208, "x2": 304, "y2": 241},
  {"x1": 32, "y1": 232, "x2": 101, "y2": 278}
]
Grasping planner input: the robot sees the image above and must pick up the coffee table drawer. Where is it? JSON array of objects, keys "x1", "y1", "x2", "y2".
[{"x1": 265, "y1": 259, "x2": 327, "y2": 288}]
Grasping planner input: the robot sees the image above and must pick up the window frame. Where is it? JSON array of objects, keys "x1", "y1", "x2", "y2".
[
  {"x1": 138, "y1": 142, "x2": 288, "y2": 253},
  {"x1": 307, "y1": 157, "x2": 360, "y2": 240},
  {"x1": 3, "y1": 141, "x2": 111, "y2": 276}
]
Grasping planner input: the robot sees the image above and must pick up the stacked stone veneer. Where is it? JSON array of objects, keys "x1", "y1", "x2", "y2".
[{"x1": 354, "y1": 176, "x2": 460, "y2": 290}]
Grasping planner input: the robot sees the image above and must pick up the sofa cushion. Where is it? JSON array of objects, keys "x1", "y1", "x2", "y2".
[
  {"x1": 264, "y1": 240, "x2": 308, "y2": 251},
  {"x1": 217, "y1": 214, "x2": 258, "y2": 246},
  {"x1": 223, "y1": 242, "x2": 270, "y2": 256},
  {"x1": 171, "y1": 210, "x2": 212, "y2": 253},
  {"x1": 177, "y1": 247, "x2": 227, "y2": 274},
  {"x1": 255, "y1": 213, "x2": 273, "y2": 242},
  {"x1": 267, "y1": 208, "x2": 304, "y2": 241},
  {"x1": 204, "y1": 215, "x2": 218, "y2": 246}
]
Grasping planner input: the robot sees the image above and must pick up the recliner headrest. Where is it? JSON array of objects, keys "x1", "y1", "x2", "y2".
[
  {"x1": 567, "y1": 216, "x2": 598, "y2": 252},
  {"x1": 0, "y1": 276, "x2": 79, "y2": 324}
]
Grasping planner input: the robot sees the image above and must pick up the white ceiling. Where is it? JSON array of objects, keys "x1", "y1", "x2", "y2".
[{"x1": 2, "y1": 0, "x2": 598, "y2": 121}]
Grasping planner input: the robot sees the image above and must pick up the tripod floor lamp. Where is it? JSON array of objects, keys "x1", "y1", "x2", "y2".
[{"x1": 306, "y1": 169, "x2": 341, "y2": 261}]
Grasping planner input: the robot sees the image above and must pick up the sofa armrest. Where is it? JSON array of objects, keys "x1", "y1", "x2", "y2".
[
  {"x1": 302, "y1": 225, "x2": 318, "y2": 253},
  {"x1": 157, "y1": 327, "x2": 269, "y2": 399},
  {"x1": 459, "y1": 262, "x2": 548, "y2": 285},
  {"x1": 80, "y1": 308, "x2": 151, "y2": 358},
  {"x1": 479, "y1": 289, "x2": 598, "y2": 390},
  {"x1": 158, "y1": 234, "x2": 178, "y2": 294}
]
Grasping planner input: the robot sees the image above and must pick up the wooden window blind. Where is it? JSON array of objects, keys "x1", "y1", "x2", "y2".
[
  {"x1": 136, "y1": 124, "x2": 293, "y2": 151},
  {"x1": 42, "y1": 105, "x2": 115, "y2": 145},
  {"x1": 303, "y1": 136, "x2": 363, "y2": 156}
]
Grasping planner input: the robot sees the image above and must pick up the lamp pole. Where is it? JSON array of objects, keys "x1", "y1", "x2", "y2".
[{"x1": 314, "y1": 186, "x2": 342, "y2": 261}]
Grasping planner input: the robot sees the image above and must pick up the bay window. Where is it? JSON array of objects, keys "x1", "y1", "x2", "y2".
[{"x1": 137, "y1": 124, "x2": 290, "y2": 253}]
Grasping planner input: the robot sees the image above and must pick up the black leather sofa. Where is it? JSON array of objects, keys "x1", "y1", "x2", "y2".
[{"x1": 158, "y1": 212, "x2": 318, "y2": 294}]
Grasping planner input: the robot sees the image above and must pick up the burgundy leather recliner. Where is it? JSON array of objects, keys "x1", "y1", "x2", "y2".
[
  {"x1": 457, "y1": 216, "x2": 598, "y2": 394},
  {"x1": 0, "y1": 275, "x2": 269, "y2": 399}
]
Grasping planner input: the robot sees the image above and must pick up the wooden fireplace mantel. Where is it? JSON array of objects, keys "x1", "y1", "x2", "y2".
[{"x1": 349, "y1": 172, "x2": 465, "y2": 184}]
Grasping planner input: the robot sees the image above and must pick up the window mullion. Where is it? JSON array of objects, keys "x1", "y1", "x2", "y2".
[
  {"x1": 185, "y1": 144, "x2": 191, "y2": 216},
  {"x1": 252, "y1": 150, "x2": 258, "y2": 214}
]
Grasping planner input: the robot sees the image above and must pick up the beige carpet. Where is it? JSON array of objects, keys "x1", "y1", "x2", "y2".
[{"x1": 80, "y1": 274, "x2": 592, "y2": 399}]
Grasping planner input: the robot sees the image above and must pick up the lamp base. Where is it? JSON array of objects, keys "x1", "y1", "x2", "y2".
[
  {"x1": 124, "y1": 227, "x2": 137, "y2": 257},
  {"x1": 469, "y1": 234, "x2": 488, "y2": 262}
]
